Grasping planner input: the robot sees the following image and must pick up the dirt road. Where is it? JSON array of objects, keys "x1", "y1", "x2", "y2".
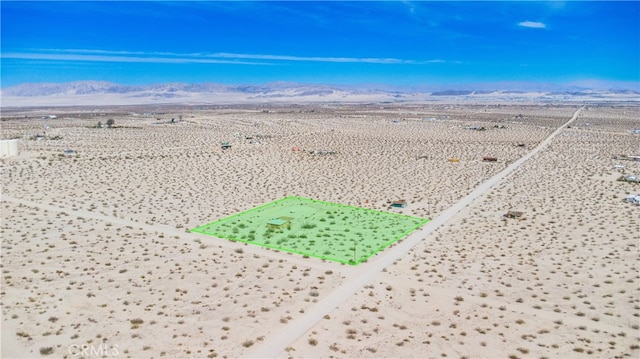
[{"x1": 249, "y1": 106, "x2": 584, "y2": 358}]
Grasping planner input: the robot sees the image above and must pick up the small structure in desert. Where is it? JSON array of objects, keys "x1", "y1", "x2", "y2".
[
  {"x1": 483, "y1": 157, "x2": 498, "y2": 162},
  {"x1": 310, "y1": 149, "x2": 336, "y2": 156},
  {"x1": 448, "y1": 158, "x2": 460, "y2": 163},
  {"x1": 0, "y1": 139, "x2": 19, "y2": 158},
  {"x1": 613, "y1": 155, "x2": 640, "y2": 162},
  {"x1": 221, "y1": 141, "x2": 232, "y2": 150},
  {"x1": 504, "y1": 211, "x2": 524, "y2": 219},
  {"x1": 621, "y1": 175, "x2": 640, "y2": 183},
  {"x1": 391, "y1": 200, "x2": 407, "y2": 208},
  {"x1": 267, "y1": 216, "x2": 293, "y2": 230},
  {"x1": 625, "y1": 195, "x2": 640, "y2": 205}
]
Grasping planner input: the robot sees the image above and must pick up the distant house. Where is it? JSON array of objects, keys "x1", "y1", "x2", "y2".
[
  {"x1": 623, "y1": 175, "x2": 640, "y2": 183},
  {"x1": 615, "y1": 155, "x2": 640, "y2": 162},
  {"x1": 221, "y1": 141, "x2": 231, "y2": 150},
  {"x1": 391, "y1": 200, "x2": 407, "y2": 208},
  {"x1": 310, "y1": 149, "x2": 336, "y2": 156},
  {"x1": 504, "y1": 211, "x2": 524, "y2": 219},
  {"x1": 267, "y1": 216, "x2": 293, "y2": 230},
  {"x1": 0, "y1": 139, "x2": 19, "y2": 158},
  {"x1": 483, "y1": 157, "x2": 498, "y2": 162},
  {"x1": 625, "y1": 195, "x2": 640, "y2": 205}
]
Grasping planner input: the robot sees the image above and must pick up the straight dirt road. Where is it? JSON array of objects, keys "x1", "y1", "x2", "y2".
[{"x1": 249, "y1": 106, "x2": 584, "y2": 358}]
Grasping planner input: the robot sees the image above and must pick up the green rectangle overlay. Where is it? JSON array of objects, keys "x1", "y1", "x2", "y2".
[{"x1": 190, "y1": 196, "x2": 429, "y2": 265}]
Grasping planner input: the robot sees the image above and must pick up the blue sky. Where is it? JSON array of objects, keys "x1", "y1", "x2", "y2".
[{"x1": 1, "y1": 1, "x2": 639, "y2": 89}]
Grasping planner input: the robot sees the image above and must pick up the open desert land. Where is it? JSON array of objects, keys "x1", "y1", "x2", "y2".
[
  {"x1": 283, "y1": 105, "x2": 640, "y2": 359},
  {"x1": 1, "y1": 103, "x2": 639, "y2": 358}
]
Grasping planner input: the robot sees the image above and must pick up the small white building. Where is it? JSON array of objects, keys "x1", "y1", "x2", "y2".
[
  {"x1": 0, "y1": 139, "x2": 19, "y2": 158},
  {"x1": 624, "y1": 175, "x2": 640, "y2": 183},
  {"x1": 625, "y1": 195, "x2": 640, "y2": 205}
]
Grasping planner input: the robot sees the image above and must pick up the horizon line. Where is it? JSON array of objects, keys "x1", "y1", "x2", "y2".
[{"x1": 2, "y1": 79, "x2": 639, "y2": 92}]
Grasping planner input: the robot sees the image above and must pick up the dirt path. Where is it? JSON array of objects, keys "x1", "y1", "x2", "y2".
[
  {"x1": 249, "y1": 106, "x2": 584, "y2": 358},
  {"x1": 0, "y1": 195, "x2": 342, "y2": 273}
]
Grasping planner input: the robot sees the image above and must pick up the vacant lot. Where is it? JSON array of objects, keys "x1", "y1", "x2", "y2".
[{"x1": 191, "y1": 196, "x2": 428, "y2": 264}]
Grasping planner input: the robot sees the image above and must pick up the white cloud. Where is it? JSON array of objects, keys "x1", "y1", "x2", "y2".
[
  {"x1": 518, "y1": 21, "x2": 547, "y2": 29},
  {"x1": 0, "y1": 51, "x2": 269, "y2": 65},
  {"x1": 208, "y1": 52, "x2": 421, "y2": 64},
  {"x1": 3, "y1": 49, "x2": 451, "y2": 66},
  {"x1": 1, "y1": 52, "x2": 267, "y2": 65}
]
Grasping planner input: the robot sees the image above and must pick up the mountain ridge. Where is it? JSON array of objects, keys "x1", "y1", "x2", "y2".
[
  {"x1": 2, "y1": 81, "x2": 638, "y2": 107},
  {"x1": 3, "y1": 80, "x2": 639, "y2": 97}
]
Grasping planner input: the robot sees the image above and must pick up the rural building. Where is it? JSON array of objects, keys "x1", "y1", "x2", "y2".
[
  {"x1": 0, "y1": 139, "x2": 19, "y2": 158},
  {"x1": 613, "y1": 155, "x2": 640, "y2": 162},
  {"x1": 391, "y1": 200, "x2": 407, "y2": 208},
  {"x1": 310, "y1": 150, "x2": 336, "y2": 155},
  {"x1": 267, "y1": 216, "x2": 293, "y2": 230},
  {"x1": 221, "y1": 141, "x2": 232, "y2": 150},
  {"x1": 625, "y1": 195, "x2": 640, "y2": 205},
  {"x1": 622, "y1": 175, "x2": 640, "y2": 183},
  {"x1": 504, "y1": 211, "x2": 524, "y2": 219}
]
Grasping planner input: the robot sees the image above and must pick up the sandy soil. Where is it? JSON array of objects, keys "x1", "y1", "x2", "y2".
[{"x1": 1, "y1": 103, "x2": 638, "y2": 358}]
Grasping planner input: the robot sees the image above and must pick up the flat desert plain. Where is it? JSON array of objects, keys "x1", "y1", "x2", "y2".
[{"x1": 1, "y1": 103, "x2": 639, "y2": 358}]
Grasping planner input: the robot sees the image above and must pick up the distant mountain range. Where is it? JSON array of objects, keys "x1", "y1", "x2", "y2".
[
  {"x1": 1, "y1": 81, "x2": 366, "y2": 97},
  {"x1": 1, "y1": 81, "x2": 638, "y2": 107}
]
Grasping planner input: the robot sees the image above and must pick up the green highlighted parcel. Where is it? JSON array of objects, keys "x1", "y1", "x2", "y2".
[{"x1": 190, "y1": 196, "x2": 429, "y2": 265}]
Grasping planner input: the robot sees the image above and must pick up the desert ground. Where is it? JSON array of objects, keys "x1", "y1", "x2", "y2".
[{"x1": 1, "y1": 102, "x2": 639, "y2": 358}]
